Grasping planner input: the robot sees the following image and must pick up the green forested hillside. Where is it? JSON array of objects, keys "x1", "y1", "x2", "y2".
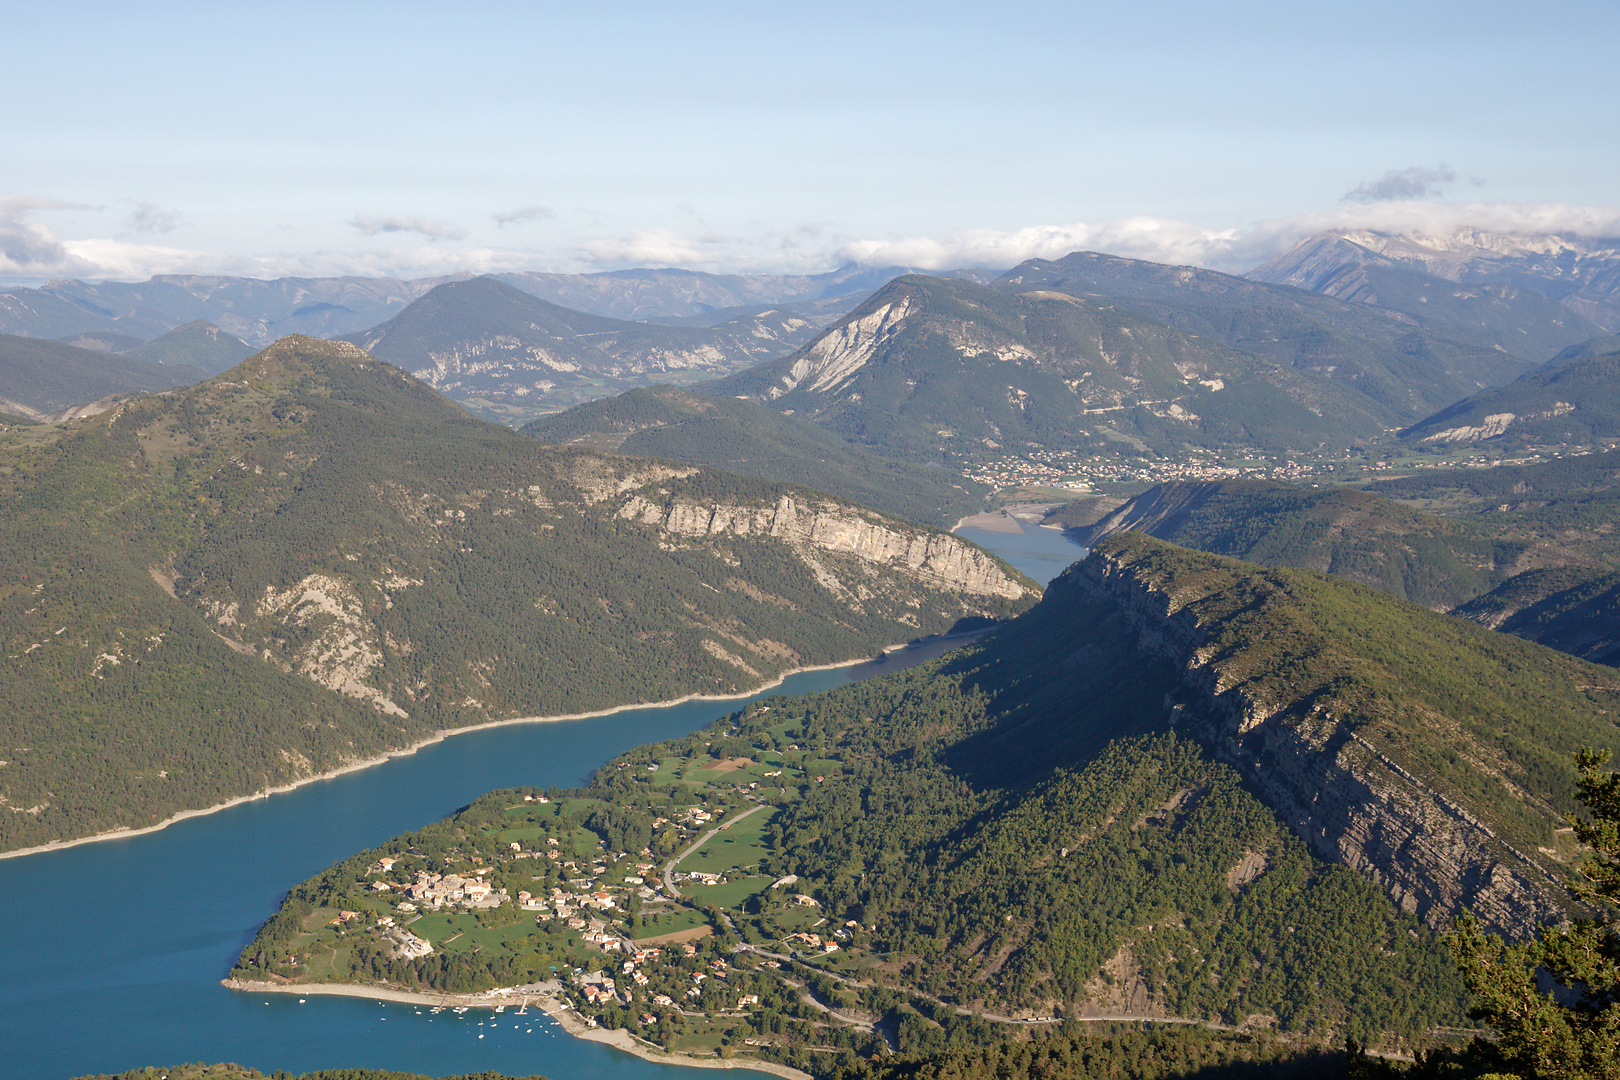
[
  {"x1": 996, "y1": 251, "x2": 1544, "y2": 402},
  {"x1": 0, "y1": 337, "x2": 1034, "y2": 851},
  {"x1": 1069, "y1": 479, "x2": 1591, "y2": 610},
  {"x1": 124, "y1": 319, "x2": 254, "y2": 374},
  {"x1": 0, "y1": 333, "x2": 207, "y2": 418},
  {"x1": 706, "y1": 275, "x2": 1390, "y2": 464},
  {"x1": 523, "y1": 385, "x2": 990, "y2": 527},
  {"x1": 244, "y1": 535, "x2": 1620, "y2": 1073},
  {"x1": 1399, "y1": 350, "x2": 1620, "y2": 447}
]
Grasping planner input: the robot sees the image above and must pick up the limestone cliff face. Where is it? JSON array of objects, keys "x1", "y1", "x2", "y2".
[
  {"x1": 767, "y1": 295, "x2": 913, "y2": 399},
  {"x1": 617, "y1": 491, "x2": 1031, "y2": 602},
  {"x1": 1067, "y1": 545, "x2": 1571, "y2": 938}
]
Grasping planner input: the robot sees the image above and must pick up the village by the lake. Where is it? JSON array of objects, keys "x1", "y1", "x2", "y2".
[{"x1": 230, "y1": 704, "x2": 912, "y2": 1070}]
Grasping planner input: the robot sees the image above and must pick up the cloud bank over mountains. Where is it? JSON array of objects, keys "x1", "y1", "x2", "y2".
[{"x1": 4, "y1": 195, "x2": 1619, "y2": 285}]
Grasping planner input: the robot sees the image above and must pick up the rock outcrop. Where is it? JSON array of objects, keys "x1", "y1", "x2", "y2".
[
  {"x1": 617, "y1": 491, "x2": 1031, "y2": 601},
  {"x1": 1062, "y1": 540, "x2": 1578, "y2": 937}
]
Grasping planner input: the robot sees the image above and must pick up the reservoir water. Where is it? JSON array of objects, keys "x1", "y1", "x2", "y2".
[
  {"x1": 955, "y1": 518, "x2": 1087, "y2": 585},
  {"x1": 4, "y1": 524, "x2": 1085, "y2": 1080}
]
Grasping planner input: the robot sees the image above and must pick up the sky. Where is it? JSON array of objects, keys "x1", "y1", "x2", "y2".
[{"x1": 5, "y1": 0, "x2": 1619, "y2": 285}]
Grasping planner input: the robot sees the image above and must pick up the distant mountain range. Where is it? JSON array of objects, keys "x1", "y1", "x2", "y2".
[
  {"x1": 496, "y1": 263, "x2": 977, "y2": 322},
  {"x1": 341, "y1": 276, "x2": 826, "y2": 422},
  {"x1": 1250, "y1": 228, "x2": 1620, "y2": 332},
  {"x1": 0, "y1": 266, "x2": 948, "y2": 422},
  {"x1": 5, "y1": 230, "x2": 1617, "y2": 440},
  {"x1": 0, "y1": 263, "x2": 934, "y2": 349},
  {"x1": 702, "y1": 252, "x2": 1569, "y2": 462}
]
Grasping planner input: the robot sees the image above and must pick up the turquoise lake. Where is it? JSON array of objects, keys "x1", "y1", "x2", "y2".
[{"x1": 3, "y1": 524, "x2": 1085, "y2": 1080}]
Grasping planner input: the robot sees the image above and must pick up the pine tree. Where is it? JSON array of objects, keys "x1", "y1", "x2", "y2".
[{"x1": 1448, "y1": 748, "x2": 1620, "y2": 1079}]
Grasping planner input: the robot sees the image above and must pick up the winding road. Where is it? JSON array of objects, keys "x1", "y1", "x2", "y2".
[{"x1": 660, "y1": 802, "x2": 768, "y2": 900}]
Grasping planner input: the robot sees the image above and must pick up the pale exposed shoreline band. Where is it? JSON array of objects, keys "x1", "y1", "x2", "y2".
[
  {"x1": 1, "y1": 628, "x2": 992, "y2": 863},
  {"x1": 219, "y1": 978, "x2": 812, "y2": 1080}
]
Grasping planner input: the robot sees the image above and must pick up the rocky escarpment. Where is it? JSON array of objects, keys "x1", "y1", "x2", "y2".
[
  {"x1": 1061, "y1": 538, "x2": 1586, "y2": 938},
  {"x1": 617, "y1": 491, "x2": 1031, "y2": 603}
]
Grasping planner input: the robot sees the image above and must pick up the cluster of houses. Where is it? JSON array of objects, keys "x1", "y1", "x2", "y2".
[
  {"x1": 572, "y1": 948, "x2": 761, "y2": 1017},
  {"x1": 394, "y1": 869, "x2": 509, "y2": 910}
]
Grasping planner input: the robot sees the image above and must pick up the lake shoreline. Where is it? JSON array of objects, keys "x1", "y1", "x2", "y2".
[
  {"x1": 1, "y1": 633, "x2": 989, "y2": 863},
  {"x1": 220, "y1": 978, "x2": 812, "y2": 1080}
]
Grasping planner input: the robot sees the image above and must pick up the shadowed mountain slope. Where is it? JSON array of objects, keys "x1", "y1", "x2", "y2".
[
  {"x1": 523, "y1": 385, "x2": 990, "y2": 528},
  {"x1": 0, "y1": 333, "x2": 207, "y2": 419}
]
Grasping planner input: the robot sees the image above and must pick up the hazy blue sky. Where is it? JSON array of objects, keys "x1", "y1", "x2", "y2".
[{"x1": 5, "y1": 0, "x2": 1618, "y2": 282}]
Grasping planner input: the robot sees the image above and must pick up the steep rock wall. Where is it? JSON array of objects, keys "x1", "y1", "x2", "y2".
[
  {"x1": 1069, "y1": 547, "x2": 1569, "y2": 937},
  {"x1": 617, "y1": 492, "x2": 1030, "y2": 601}
]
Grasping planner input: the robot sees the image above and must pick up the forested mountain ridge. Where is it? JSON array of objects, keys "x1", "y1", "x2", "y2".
[
  {"x1": 249, "y1": 532, "x2": 1620, "y2": 1065},
  {"x1": 1068, "y1": 535, "x2": 1613, "y2": 935},
  {"x1": 701, "y1": 248, "x2": 1596, "y2": 465},
  {"x1": 994, "y1": 250, "x2": 1551, "y2": 394},
  {"x1": 705, "y1": 275, "x2": 1391, "y2": 463},
  {"x1": 0, "y1": 336, "x2": 1034, "y2": 852},
  {"x1": 1069, "y1": 479, "x2": 1594, "y2": 611},
  {"x1": 1398, "y1": 348, "x2": 1620, "y2": 447},
  {"x1": 522, "y1": 385, "x2": 991, "y2": 528}
]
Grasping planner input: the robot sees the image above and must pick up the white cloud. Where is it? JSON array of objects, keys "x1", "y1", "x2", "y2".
[
  {"x1": 492, "y1": 204, "x2": 554, "y2": 227},
  {"x1": 834, "y1": 219, "x2": 1240, "y2": 272},
  {"x1": 577, "y1": 228, "x2": 731, "y2": 267},
  {"x1": 348, "y1": 214, "x2": 468, "y2": 241},
  {"x1": 834, "y1": 202, "x2": 1620, "y2": 276},
  {"x1": 7, "y1": 196, "x2": 1620, "y2": 287},
  {"x1": 1342, "y1": 165, "x2": 1457, "y2": 203}
]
